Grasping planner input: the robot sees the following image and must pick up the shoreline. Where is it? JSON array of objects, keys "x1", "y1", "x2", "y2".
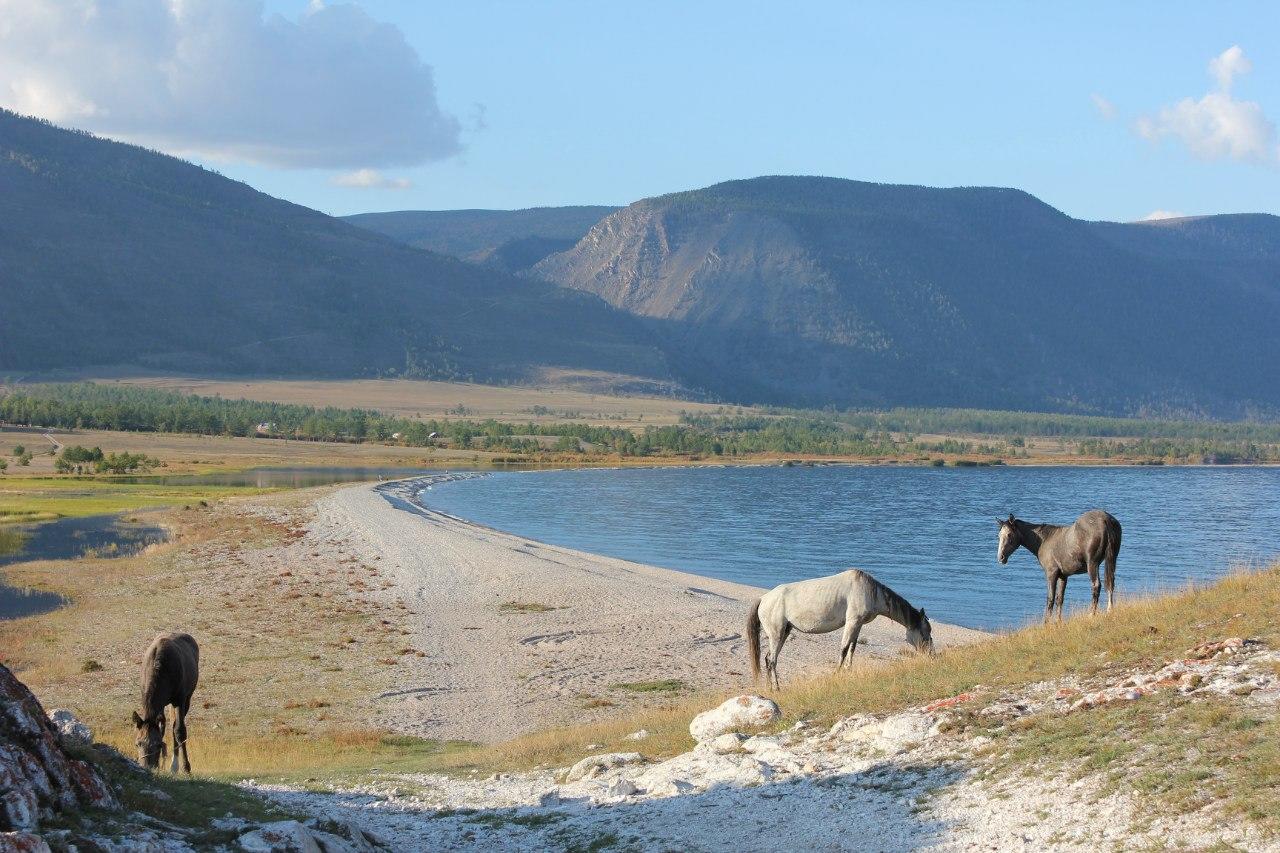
[{"x1": 321, "y1": 475, "x2": 988, "y2": 743}]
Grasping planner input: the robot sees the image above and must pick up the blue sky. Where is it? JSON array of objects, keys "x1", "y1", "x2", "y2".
[{"x1": 5, "y1": 2, "x2": 1279, "y2": 220}]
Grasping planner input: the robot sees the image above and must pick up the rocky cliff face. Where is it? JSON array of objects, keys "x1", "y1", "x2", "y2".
[{"x1": 0, "y1": 664, "x2": 117, "y2": 836}]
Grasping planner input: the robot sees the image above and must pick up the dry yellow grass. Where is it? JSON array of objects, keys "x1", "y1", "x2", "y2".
[
  {"x1": 0, "y1": 425, "x2": 464, "y2": 477},
  {"x1": 431, "y1": 563, "x2": 1280, "y2": 777},
  {"x1": 93, "y1": 373, "x2": 729, "y2": 428},
  {"x1": 0, "y1": 488, "x2": 432, "y2": 780}
]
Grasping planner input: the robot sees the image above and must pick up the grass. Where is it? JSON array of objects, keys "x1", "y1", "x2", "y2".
[
  {"x1": 6, "y1": 465, "x2": 1278, "y2": 835},
  {"x1": 990, "y1": 693, "x2": 1280, "y2": 831},
  {"x1": 499, "y1": 600, "x2": 562, "y2": 613},
  {"x1": 415, "y1": 564, "x2": 1280, "y2": 796},
  {"x1": 610, "y1": 679, "x2": 687, "y2": 694},
  {"x1": 0, "y1": 477, "x2": 274, "y2": 521},
  {"x1": 101, "y1": 731, "x2": 477, "y2": 785}
]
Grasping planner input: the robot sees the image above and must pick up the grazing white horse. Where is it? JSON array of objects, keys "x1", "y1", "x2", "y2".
[{"x1": 746, "y1": 569, "x2": 934, "y2": 689}]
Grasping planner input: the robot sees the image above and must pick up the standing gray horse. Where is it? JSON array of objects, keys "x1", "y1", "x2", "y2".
[
  {"x1": 132, "y1": 633, "x2": 199, "y2": 773},
  {"x1": 746, "y1": 569, "x2": 933, "y2": 689},
  {"x1": 997, "y1": 511, "x2": 1122, "y2": 621}
]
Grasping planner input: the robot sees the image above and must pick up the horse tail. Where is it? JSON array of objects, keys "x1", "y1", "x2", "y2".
[
  {"x1": 746, "y1": 598, "x2": 763, "y2": 682},
  {"x1": 1106, "y1": 515, "x2": 1122, "y2": 561}
]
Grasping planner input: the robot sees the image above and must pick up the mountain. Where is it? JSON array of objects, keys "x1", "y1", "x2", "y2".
[
  {"x1": 533, "y1": 176, "x2": 1280, "y2": 416},
  {"x1": 0, "y1": 111, "x2": 665, "y2": 382},
  {"x1": 343, "y1": 207, "x2": 617, "y2": 273}
]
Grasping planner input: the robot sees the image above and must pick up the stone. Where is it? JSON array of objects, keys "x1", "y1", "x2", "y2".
[
  {"x1": 605, "y1": 778, "x2": 637, "y2": 798},
  {"x1": 624, "y1": 729, "x2": 650, "y2": 741},
  {"x1": 0, "y1": 664, "x2": 118, "y2": 832},
  {"x1": 688, "y1": 695, "x2": 781, "y2": 742},
  {"x1": 45, "y1": 710, "x2": 92, "y2": 748},
  {"x1": 0, "y1": 833, "x2": 52, "y2": 853},
  {"x1": 239, "y1": 821, "x2": 322, "y2": 853},
  {"x1": 707, "y1": 733, "x2": 746, "y2": 754},
  {"x1": 565, "y1": 752, "x2": 643, "y2": 783}
]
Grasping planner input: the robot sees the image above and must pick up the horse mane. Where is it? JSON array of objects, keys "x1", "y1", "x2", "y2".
[
  {"x1": 855, "y1": 570, "x2": 920, "y2": 629},
  {"x1": 141, "y1": 648, "x2": 166, "y2": 718}
]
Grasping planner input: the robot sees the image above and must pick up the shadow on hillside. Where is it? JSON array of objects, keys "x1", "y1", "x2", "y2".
[{"x1": 262, "y1": 757, "x2": 969, "y2": 851}]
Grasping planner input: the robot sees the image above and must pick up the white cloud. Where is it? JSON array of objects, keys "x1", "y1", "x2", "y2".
[
  {"x1": 1209, "y1": 45, "x2": 1251, "y2": 93},
  {"x1": 1135, "y1": 45, "x2": 1278, "y2": 165},
  {"x1": 1091, "y1": 93, "x2": 1117, "y2": 120},
  {"x1": 1137, "y1": 210, "x2": 1187, "y2": 221},
  {"x1": 0, "y1": 0, "x2": 462, "y2": 170},
  {"x1": 331, "y1": 168, "x2": 412, "y2": 190}
]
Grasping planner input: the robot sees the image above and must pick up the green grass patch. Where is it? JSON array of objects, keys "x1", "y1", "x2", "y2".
[
  {"x1": 0, "y1": 478, "x2": 274, "y2": 520},
  {"x1": 499, "y1": 600, "x2": 562, "y2": 613},
  {"x1": 610, "y1": 679, "x2": 687, "y2": 694}
]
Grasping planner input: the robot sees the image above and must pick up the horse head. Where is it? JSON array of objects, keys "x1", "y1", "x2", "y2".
[
  {"x1": 996, "y1": 514, "x2": 1020, "y2": 564},
  {"x1": 907, "y1": 608, "x2": 935, "y2": 654},
  {"x1": 132, "y1": 710, "x2": 167, "y2": 769}
]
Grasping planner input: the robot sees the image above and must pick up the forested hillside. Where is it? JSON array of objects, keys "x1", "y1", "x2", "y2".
[{"x1": 0, "y1": 111, "x2": 664, "y2": 383}]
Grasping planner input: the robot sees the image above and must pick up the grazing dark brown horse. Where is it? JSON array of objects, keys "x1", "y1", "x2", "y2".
[
  {"x1": 997, "y1": 511, "x2": 1122, "y2": 622},
  {"x1": 132, "y1": 633, "x2": 199, "y2": 773}
]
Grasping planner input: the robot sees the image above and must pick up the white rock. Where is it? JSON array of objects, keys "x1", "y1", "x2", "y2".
[
  {"x1": 643, "y1": 776, "x2": 697, "y2": 797},
  {"x1": 624, "y1": 729, "x2": 650, "y2": 741},
  {"x1": 689, "y1": 695, "x2": 780, "y2": 742},
  {"x1": 565, "y1": 752, "x2": 643, "y2": 782},
  {"x1": 707, "y1": 733, "x2": 746, "y2": 754},
  {"x1": 239, "y1": 820, "x2": 322, "y2": 853},
  {"x1": 605, "y1": 778, "x2": 637, "y2": 798},
  {"x1": 47, "y1": 709, "x2": 93, "y2": 747},
  {"x1": 741, "y1": 735, "x2": 782, "y2": 754}
]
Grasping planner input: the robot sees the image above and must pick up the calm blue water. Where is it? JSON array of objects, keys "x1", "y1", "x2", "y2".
[{"x1": 417, "y1": 466, "x2": 1280, "y2": 631}]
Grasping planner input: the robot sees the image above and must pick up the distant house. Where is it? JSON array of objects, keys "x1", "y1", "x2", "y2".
[
  {"x1": 427, "y1": 431, "x2": 439, "y2": 440},
  {"x1": 255, "y1": 422, "x2": 275, "y2": 435},
  {"x1": 391, "y1": 432, "x2": 402, "y2": 440}
]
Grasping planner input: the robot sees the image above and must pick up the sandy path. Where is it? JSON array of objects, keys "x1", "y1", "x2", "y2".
[{"x1": 314, "y1": 475, "x2": 987, "y2": 742}]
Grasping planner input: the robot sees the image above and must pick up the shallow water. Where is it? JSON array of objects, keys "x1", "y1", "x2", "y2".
[
  {"x1": 418, "y1": 465, "x2": 1280, "y2": 631},
  {"x1": 0, "y1": 514, "x2": 168, "y2": 619},
  {"x1": 0, "y1": 466, "x2": 448, "y2": 621}
]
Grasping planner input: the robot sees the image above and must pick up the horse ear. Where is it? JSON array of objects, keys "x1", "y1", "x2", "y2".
[
  {"x1": 131, "y1": 711, "x2": 143, "y2": 727},
  {"x1": 919, "y1": 608, "x2": 927, "y2": 618},
  {"x1": 1007, "y1": 513, "x2": 1015, "y2": 523}
]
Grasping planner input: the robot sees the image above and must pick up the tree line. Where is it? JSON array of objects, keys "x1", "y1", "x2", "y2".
[{"x1": 2, "y1": 383, "x2": 1278, "y2": 462}]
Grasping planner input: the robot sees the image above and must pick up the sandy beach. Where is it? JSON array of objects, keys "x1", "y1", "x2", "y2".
[{"x1": 317, "y1": 475, "x2": 988, "y2": 742}]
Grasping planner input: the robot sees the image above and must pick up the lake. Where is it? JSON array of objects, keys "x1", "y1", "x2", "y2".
[{"x1": 416, "y1": 465, "x2": 1280, "y2": 631}]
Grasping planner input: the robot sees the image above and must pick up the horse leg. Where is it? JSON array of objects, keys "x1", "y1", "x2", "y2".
[
  {"x1": 1105, "y1": 555, "x2": 1117, "y2": 611},
  {"x1": 1044, "y1": 575, "x2": 1056, "y2": 623},
  {"x1": 1055, "y1": 576, "x2": 1067, "y2": 623},
  {"x1": 169, "y1": 708, "x2": 179, "y2": 774},
  {"x1": 176, "y1": 702, "x2": 191, "y2": 774},
  {"x1": 840, "y1": 614, "x2": 869, "y2": 670},
  {"x1": 1088, "y1": 563, "x2": 1101, "y2": 616},
  {"x1": 768, "y1": 623, "x2": 792, "y2": 690}
]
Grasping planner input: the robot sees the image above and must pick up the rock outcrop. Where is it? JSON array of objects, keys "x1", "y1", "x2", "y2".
[
  {"x1": 688, "y1": 694, "x2": 781, "y2": 742},
  {"x1": 0, "y1": 664, "x2": 118, "y2": 832}
]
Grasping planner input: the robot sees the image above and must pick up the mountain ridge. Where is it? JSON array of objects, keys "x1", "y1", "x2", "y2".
[
  {"x1": 532, "y1": 176, "x2": 1280, "y2": 416},
  {"x1": 0, "y1": 110, "x2": 668, "y2": 384}
]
